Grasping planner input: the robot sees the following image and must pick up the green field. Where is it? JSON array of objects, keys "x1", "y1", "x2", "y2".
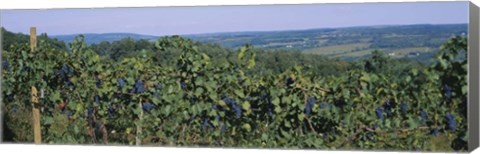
[{"x1": 304, "y1": 43, "x2": 371, "y2": 55}]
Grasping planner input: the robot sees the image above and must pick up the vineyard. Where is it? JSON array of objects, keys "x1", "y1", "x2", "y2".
[{"x1": 1, "y1": 31, "x2": 468, "y2": 152}]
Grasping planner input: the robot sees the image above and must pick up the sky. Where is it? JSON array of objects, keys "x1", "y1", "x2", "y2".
[{"x1": 0, "y1": 1, "x2": 469, "y2": 36}]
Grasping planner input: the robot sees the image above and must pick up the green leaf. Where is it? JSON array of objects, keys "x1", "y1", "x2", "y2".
[
  {"x1": 242, "y1": 123, "x2": 251, "y2": 132},
  {"x1": 238, "y1": 46, "x2": 247, "y2": 60},
  {"x1": 462, "y1": 85, "x2": 468, "y2": 95},
  {"x1": 194, "y1": 87, "x2": 204, "y2": 96},
  {"x1": 298, "y1": 113, "x2": 305, "y2": 121},
  {"x1": 272, "y1": 97, "x2": 280, "y2": 105},
  {"x1": 234, "y1": 89, "x2": 245, "y2": 98},
  {"x1": 242, "y1": 101, "x2": 251, "y2": 110}
]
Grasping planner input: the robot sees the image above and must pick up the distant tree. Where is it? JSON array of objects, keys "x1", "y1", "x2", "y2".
[
  {"x1": 364, "y1": 50, "x2": 389, "y2": 73},
  {"x1": 91, "y1": 41, "x2": 111, "y2": 56},
  {"x1": 110, "y1": 37, "x2": 136, "y2": 60}
]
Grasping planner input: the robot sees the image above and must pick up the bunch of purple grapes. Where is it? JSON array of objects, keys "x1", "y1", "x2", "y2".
[
  {"x1": 376, "y1": 107, "x2": 384, "y2": 120},
  {"x1": 446, "y1": 113, "x2": 456, "y2": 132},
  {"x1": 444, "y1": 84, "x2": 452, "y2": 100},
  {"x1": 383, "y1": 99, "x2": 395, "y2": 116},
  {"x1": 400, "y1": 102, "x2": 407, "y2": 114},
  {"x1": 57, "y1": 64, "x2": 74, "y2": 88},
  {"x1": 117, "y1": 78, "x2": 125, "y2": 88},
  {"x1": 130, "y1": 79, "x2": 146, "y2": 94},
  {"x1": 223, "y1": 96, "x2": 241, "y2": 119},
  {"x1": 420, "y1": 111, "x2": 427, "y2": 124},
  {"x1": 3, "y1": 61, "x2": 10, "y2": 71},
  {"x1": 304, "y1": 96, "x2": 316, "y2": 116}
]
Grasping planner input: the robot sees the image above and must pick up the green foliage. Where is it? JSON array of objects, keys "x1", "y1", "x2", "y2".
[{"x1": 1, "y1": 34, "x2": 467, "y2": 152}]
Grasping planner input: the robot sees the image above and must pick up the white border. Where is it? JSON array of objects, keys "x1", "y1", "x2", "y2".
[{"x1": 0, "y1": 0, "x2": 478, "y2": 154}]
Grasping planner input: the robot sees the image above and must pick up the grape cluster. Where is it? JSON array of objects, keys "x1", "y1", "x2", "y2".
[
  {"x1": 223, "y1": 96, "x2": 241, "y2": 119},
  {"x1": 87, "y1": 108, "x2": 93, "y2": 116},
  {"x1": 117, "y1": 78, "x2": 125, "y2": 88},
  {"x1": 95, "y1": 95, "x2": 100, "y2": 104},
  {"x1": 180, "y1": 81, "x2": 186, "y2": 90},
  {"x1": 446, "y1": 113, "x2": 456, "y2": 132},
  {"x1": 261, "y1": 94, "x2": 273, "y2": 117},
  {"x1": 237, "y1": 76, "x2": 243, "y2": 83},
  {"x1": 61, "y1": 64, "x2": 73, "y2": 77},
  {"x1": 5, "y1": 94, "x2": 14, "y2": 102},
  {"x1": 383, "y1": 99, "x2": 395, "y2": 116},
  {"x1": 142, "y1": 102, "x2": 154, "y2": 113},
  {"x1": 57, "y1": 64, "x2": 74, "y2": 88},
  {"x1": 2, "y1": 61, "x2": 10, "y2": 71},
  {"x1": 130, "y1": 79, "x2": 146, "y2": 94},
  {"x1": 420, "y1": 111, "x2": 427, "y2": 124},
  {"x1": 286, "y1": 77, "x2": 294, "y2": 86},
  {"x1": 155, "y1": 85, "x2": 162, "y2": 90},
  {"x1": 108, "y1": 105, "x2": 114, "y2": 117},
  {"x1": 376, "y1": 107, "x2": 384, "y2": 120},
  {"x1": 202, "y1": 117, "x2": 214, "y2": 131},
  {"x1": 433, "y1": 128, "x2": 439, "y2": 136},
  {"x1": 400, "y1": 102, "x2": 407, "y2": 114},
  {"x1": 444, "y1": 84, "x2": 452, "y2": 100},
  {"x1": 305, "y1": 96, "x2": 316, "y2": 116},
  {"x1": 154, "y1": 85, "x2": 162, "y2": 97}
]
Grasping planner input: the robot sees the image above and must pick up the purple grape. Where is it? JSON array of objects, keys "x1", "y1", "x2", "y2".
[
  {"x1": 376, "y1": 107, "x2": 384, "y2": 120},
  {"x1": 202, "y1": 117, "x2": 214, "y2": 131},
  {"x1": 180, "y1": 82, "x2": 186, "y2": 89},
  {"x1": 117, "y1": 78, "x2": 125, "y2": 88},
  {"x1": 222, "y1": 96, "x2": 241, "y2": 118},
  {"x1": 420, "y1": 111, "x2": 427, "y2": 124},
  {"x1": 401, "y1": 102, "x2": 407, "y2": 113},
  {"x1": 446, "y1": 113, "x2": 456, "y2": 132},
  {"x1": 95, "y1": 95, "x2": 100, "y2": 104},
  {"x1": 95, "y1": 76, "x2": 101, "y2": 88},
  {"x1": 3, "y1": 61, "x2": 10, "y2": 70},
  {"x1": 142, "y1": 102, "x2": 154, "y2": 113},
  {"x1": 87, "y1": 108, "x2": 93, "y2": 116},
  {"x1": 305, "y1": 96, "x2": 316, "y2": 116},
  {"x1": 237, "y1": 77, "x2": 243, "y2": 83},
  {"x1": 135, "y1": 80, "x2": 146, "y2": 93},
  {"x1": 286, "y1": 77, "x2": 294, "y2": 86},
  {"x1": 444, "y1": 84, "x2": 452, "y2": 99},
  {"x1": 108, "y1": 105, "x2": 114, "y2": 117},
  {"x1": 155, "y1": 85, "x2": 162, "y2": 90}
]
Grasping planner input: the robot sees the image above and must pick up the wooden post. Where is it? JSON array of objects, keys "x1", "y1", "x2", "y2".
[
  {"x1": 136, "y1": 98, "x2": 143, "y2": 146},
  {"x1": 30, "y1": 27, "x2": 41, "y2": 144}
]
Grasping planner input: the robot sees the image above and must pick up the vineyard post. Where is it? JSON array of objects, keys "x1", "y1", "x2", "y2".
[
  {"x1": 30, "y1": 27, "x2": 42, "y2": 144},
  {"x1": 136, "y1": 98, "x2": 144, "y2": 146}
]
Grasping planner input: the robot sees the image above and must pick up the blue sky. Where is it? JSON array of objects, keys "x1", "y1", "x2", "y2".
[{"x1": 0, "y1": 2, "x2": 469, "y2": 36}]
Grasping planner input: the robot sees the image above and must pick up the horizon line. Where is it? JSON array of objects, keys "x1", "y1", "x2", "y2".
[{"x1": 3, "y1": 22, "x2": 468, "y2": 37}]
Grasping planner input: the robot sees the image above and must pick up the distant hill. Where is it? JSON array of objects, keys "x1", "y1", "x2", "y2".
[
  {"x1": 184, "y1": 23, "x2": 468, "y2": 61},
  {"x1": 49, "y1": 23, "x2": 467, "y2": 61},
  {"x1": 51, "y1": 33, "x2": 159, "y2": 45}
]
